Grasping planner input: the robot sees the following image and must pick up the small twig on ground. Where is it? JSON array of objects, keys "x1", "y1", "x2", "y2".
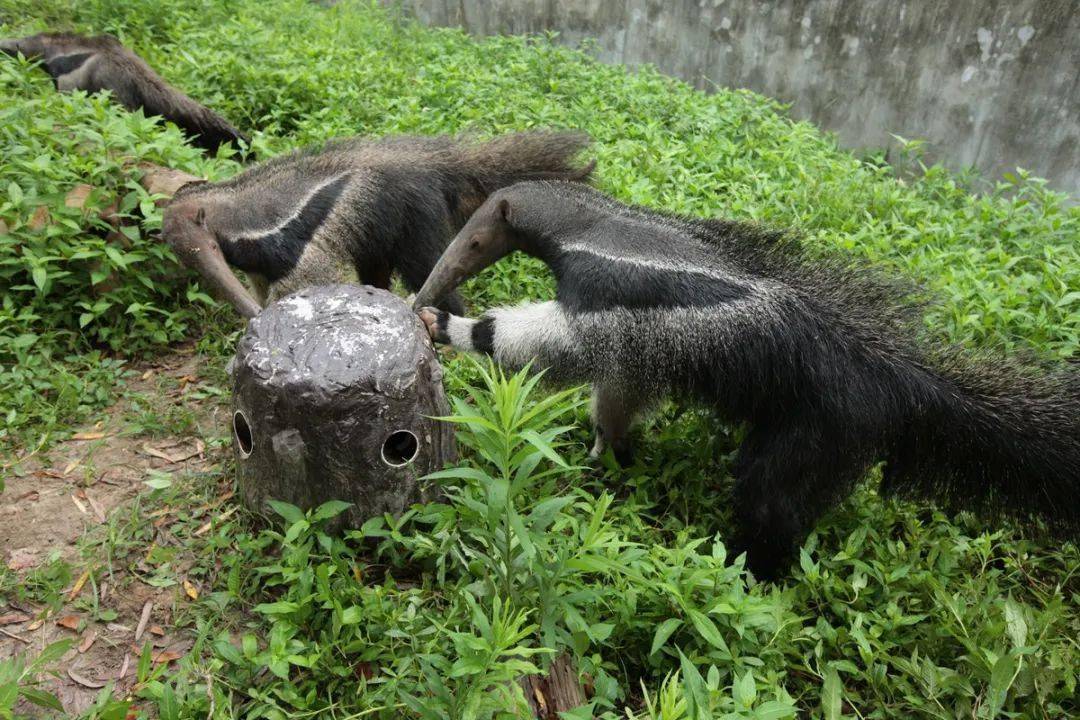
[{"x1": 0, "y1": 626, "x2": 31, "y2": 644}]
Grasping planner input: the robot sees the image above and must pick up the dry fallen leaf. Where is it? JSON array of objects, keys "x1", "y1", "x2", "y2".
[
  {"x1": 152, "y1": 649, "x2": 184, "y2": 664},
  {"x1": 149, "y1": 624, "x2": 165, "y2": 637},
  {"x1": 78, "y1": 630, "x2": 98, "y2": 653},
  {"x1": 68, "y1": 668, "x2": 108, "y2": 689},
  {"x1": 63, "y1": 459, "x2": 81, "y2": 476},
  {"x1": 134, "y1": 600, "x2": 153, "y2": 641},
  {"x1": 57, "y1": 615, "x2": 82, "y2": 631},
  {"x1": 14, "y1": 490, "x2": 39, "y2": 503},
  {"x1": 6, "y1": 547, "x2": 39, "y2": 571},
  {"x1": 68, "y1": 570, "x2": 91, "y2": 601},
  {"x1": 64, "y1": 184, "x2": 94, "y2": 210},
  {"x1": 0, "y1": 613, "x2": 30, "y2": 626},
  {"x1": 85, "y1": 494, "x2": 107, "y2": 524},
  {"x1": 183, "y1": 579, "x2": 199, "y2": 601},
  {"x1": 70, "y1": 494, "x2": 88, "y2": 515},
  {"x1": 117, "y1": 653, "x2": 131, "y2": 680},
  {"x1": 28, "y1": 206, "x2": 51, "y2": 231},
  {"x1": 194, "y1": 506, "x2": 238, "y2": 536},
  {"x1": 71, "y1": 431, "x2": 107, "y2": 441},
  {"x1": 141, "y1": 444, "x2": 176, "y2": 463},
  {"x1": 167, "y1": 439, "x2": 206, "y2": 463}
]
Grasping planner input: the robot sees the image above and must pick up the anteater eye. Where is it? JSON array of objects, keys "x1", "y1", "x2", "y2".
[{"x1": 470, "y1": 238, "x2": 481, "y2": 250}]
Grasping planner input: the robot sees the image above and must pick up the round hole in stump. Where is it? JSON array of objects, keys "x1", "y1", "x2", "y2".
[
  {"x1": 381, "y1": 430, "x2": 419, "y2": 467},
  {"x1": 233, "y1": 410, "x2": 254, "y2": 458}
]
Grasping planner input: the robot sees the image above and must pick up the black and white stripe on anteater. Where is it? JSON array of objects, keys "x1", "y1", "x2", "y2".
[
  {"x1": 162, "y1": 132, "x2": 594, "y2": 318},
  {"x1": 414, "y1": 180, "x2": 1080, "y2": 579},
  {"x1": 0, "y1": 32, "x2": 247, "y2": 153}
]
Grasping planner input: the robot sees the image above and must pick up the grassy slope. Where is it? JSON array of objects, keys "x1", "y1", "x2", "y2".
[{"x1": 0, "y1": 1, "x2": 1077, "y2": 718}]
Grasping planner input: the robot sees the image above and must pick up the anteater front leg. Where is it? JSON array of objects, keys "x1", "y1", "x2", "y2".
[
  {"x1": 589, "y1": 384, "x2": 649, "y2": 466},
  {"x1": 418, "y1": 300, "x2": 589, "y2": 380}
]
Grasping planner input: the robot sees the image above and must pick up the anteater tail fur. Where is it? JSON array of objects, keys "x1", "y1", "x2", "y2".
[
  {"x1": 438, "y1": 130, "x2": 595, "y2": 224},
  {"x1": 699, "y1": 219, "x2": 1080, "y2": 554}
]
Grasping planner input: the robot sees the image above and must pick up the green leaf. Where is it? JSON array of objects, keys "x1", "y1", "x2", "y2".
[
  {"x1": 254, "y1": 601, "x2": 300, "y2": 615},
  {"x1": 31, "y1": 266, "x2": 47, "y2": 291},
  {"x1": 30, "y1": 639, "x2": 74, "y2": 673},
  {"x1": 341, "y1": 606, "x2": 364, "y2": 625},
  {"x1": 679, "y1": 650, "x2": 710, "y2": 720},
  {"x1": 822, "y1": 666, "x2": 843, "y2": 720},
  {"x1": 507, "y1": 506, "x2": 536, "y2": 559},
  {"x1": 733, "y1": 671, "x2": 756, "y2": 709},
  {"x1": 1003, "y1": 599, "x2": 1027, "y2": 649},
  {"x1": 985, "y1": 653, "x2": 1018, "y2": 718},
  {"x1": 557, "y1": 704, "x2": 594, "y2": 720},
  {"x1": 755, "y1": 700, "x2": 798, "y2": 719},
  {"x1": 18, "y1": 688, "x2": 65, "y2": 711},
  {"x1": 267, "y1": 500, "x2": 305, "y2": 524},
  {"x1": 310, "y1": 499, "x2": 352, "y2": 522},
  {"x1": 214, "y1": 638, "x2": 244, "y2": 665},
  {"x1": 650, "y1": 618, "x2": 683, "y2": 656},
  {"x1": 159, "y1": 683, "x2": 179, "y2": 720},
  {"x1": 686, "y1": 608, "x2": 728, "y2": 653},
  {"x1": 521, "y1": 429, "x2": 569, "y2": 467},
  {"x1": 283, "y1": 520, "x2": 310, "y2": 544},
  {"x1": 143, "y1": 470, "x2": 173, "y2": 490},
  {"x1": 528, "y1": 495, "x2": 575, "y2": 532}
]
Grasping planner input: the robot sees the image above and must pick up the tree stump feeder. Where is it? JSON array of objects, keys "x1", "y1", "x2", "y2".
[{"x1": 231, "y1": 284, "x2": 456, "y2": 527}]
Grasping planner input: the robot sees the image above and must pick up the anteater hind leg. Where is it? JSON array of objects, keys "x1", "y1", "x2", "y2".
[{"x1": 729, "y1": 418, "x2": 868, "y2": 580}]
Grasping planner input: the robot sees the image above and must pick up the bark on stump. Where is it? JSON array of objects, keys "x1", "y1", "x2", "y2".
[
  {"x1": 230, "y1": 284, "x2": 456, "y2": 528},
  {"x1": 520, "y1": 653, "x2": 588, "y2": 718}
]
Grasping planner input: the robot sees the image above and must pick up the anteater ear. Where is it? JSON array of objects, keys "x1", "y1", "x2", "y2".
[{"x1": 497, "y1": 198, "x2": 512, "y2": 224}]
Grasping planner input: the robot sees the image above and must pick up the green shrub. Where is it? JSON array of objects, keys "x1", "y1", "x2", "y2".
[{"x1": 0, "y1": 1, "x2": 1076, "y2": 717}]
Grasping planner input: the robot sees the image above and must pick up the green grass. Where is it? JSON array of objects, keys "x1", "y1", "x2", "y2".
[{"x1": 0, "y1": 1, "x2": 1077, "y2": 718}]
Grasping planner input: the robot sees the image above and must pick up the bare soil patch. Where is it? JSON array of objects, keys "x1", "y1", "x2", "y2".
[{"x1": 1, "y1": 347, "x2": 231, "y2": 716}]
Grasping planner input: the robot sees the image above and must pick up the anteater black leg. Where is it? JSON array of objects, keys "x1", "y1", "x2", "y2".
[{"x1": 729, "y1": 420, "x2": 867, "y2": 580}]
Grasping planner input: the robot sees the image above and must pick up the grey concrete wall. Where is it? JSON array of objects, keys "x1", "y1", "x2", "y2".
[{"x1": 388, "y1": 0, "x2": 1079, "y2": 197}]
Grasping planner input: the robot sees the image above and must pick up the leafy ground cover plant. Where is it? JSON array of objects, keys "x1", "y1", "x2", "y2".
[{"x1": 0, "y1": 1, "x2": 1076, "y2": 717}]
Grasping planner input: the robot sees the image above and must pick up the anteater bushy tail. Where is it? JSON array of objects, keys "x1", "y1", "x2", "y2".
[
  {"x1": 141, "y1": 86, "x2": 250, "y2": 152},
  {"x1": 455, "y1": 130, "x2": 594, "y2": 189},
  {"x1": 885, "y1": 353, "x2": 1080, "y2": 537}
]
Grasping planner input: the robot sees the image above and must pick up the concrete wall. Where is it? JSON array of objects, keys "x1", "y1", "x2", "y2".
[{"x1": 388, "y1": 0, "x2": 1079, "y2": 197}]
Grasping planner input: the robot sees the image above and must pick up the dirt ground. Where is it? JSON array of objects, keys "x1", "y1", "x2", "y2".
[{"x1": 0, "y1": 348, "x2": 229, "y2": 716}]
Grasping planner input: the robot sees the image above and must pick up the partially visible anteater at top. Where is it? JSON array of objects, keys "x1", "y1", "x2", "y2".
[
  {"x1": 413, "y1": 181, "x2": 1080, "y2": 579},
  {"x1": 0, "y1": 32, "x2": 247, "y2": 152},
  {"x1": 162, "y1": 131, "x2": 593, "y2": 318}
]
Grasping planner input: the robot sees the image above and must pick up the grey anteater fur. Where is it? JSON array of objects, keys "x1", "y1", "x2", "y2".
[
  {"x1": 414, "y1": 180, "x2": 1080, "y2": 579},
  {"x1": 162, "y1": 131, "x2": 593, "y2": 317}
]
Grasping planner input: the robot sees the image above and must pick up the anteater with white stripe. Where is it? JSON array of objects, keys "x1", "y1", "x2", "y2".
[
  {"x1": 162, "y1": 132, "x2": 594, "y2": 318},
  {"x1": 414, "y1": 181, "x2": 1080, "y2": 579},
  {"x1": 1, "y1": 32, "x2": 247, "y2": 152}
]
